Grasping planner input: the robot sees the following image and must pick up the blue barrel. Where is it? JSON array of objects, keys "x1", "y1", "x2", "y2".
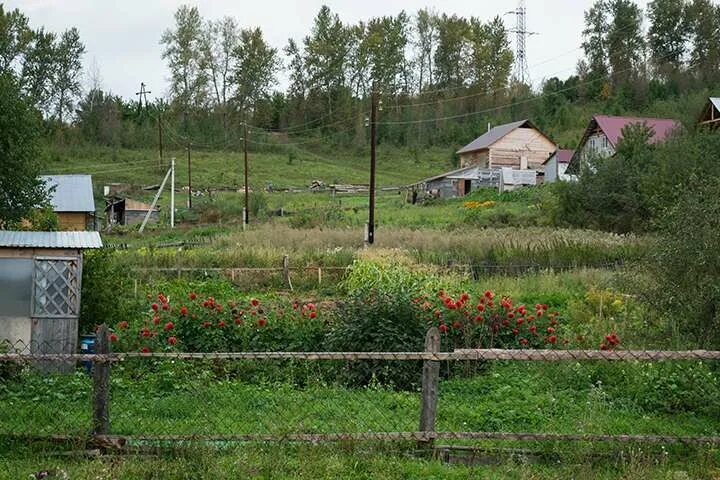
[{"x1": 79, "y1": 334, "x2": 96, "y2": 373}]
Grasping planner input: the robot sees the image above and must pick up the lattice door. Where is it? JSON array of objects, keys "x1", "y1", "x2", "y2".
[{"x1": 32, "y1": 257, "x2": 81, "y2": 318}]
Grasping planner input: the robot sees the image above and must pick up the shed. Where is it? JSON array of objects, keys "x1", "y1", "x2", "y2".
[
  {"x1": 0, "y1": 231, "x2": 102, "y2": 368},
  {"x1": 105, "y1": 196, "x2": 160, "y2": 226},
  {"x1": 543, "y1": 149, "x2": 576, "y2": 183},
  {"x1": 40, "y1": 174, "x2": 96, "y2": 231},
  {"x1": 698, "y1": 97, "x2": 720, "y2": 129},
  {"x1": 456, "y1": 120, "x2": 557, "y2": 171},
  {"x1": 417, "y1": 165, "x2": 502, "y2": 199}
]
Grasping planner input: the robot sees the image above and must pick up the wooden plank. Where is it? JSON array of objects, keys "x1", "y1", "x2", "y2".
[
  {"x1": 92, "y1": 324, "x2": 111, "y2": 436},
  {"x1": 419, "y1": 327, "x2": 440, "y2": 448}
]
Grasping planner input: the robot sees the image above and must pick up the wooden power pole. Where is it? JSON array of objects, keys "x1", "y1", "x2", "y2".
[
  {"x1": 243, "y1": 121, "x2": 249, "y2": 226},
  {"x1": 187, "y1": 144, "x2": 192, "y2": 209},
  {"x1": 157, "y1": 113, "x2": 163, "y2": 169},
  {"x1": 367, "y1": 87, "x2": 378, "y2": 245}
]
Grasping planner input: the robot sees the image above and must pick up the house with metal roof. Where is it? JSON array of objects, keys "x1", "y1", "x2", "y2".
[
  {"x1": 567, "y1": 115, "x2": 680, "y2": 173},
  {"x1": 698, "y1": 97, "x2": 720, "y2": 129},
  {"x1": 456, "y1": 119, "x2": 557, "y2": 173},
  {"x1": 40, "y1": 174, "x2": 96, "y2": 231},
  {"x1": 0, "y1": 231, "x2": 102, "y2": 371},
  {"x1": 543, "y1": 149, "x2": 576, "y2": 183}
]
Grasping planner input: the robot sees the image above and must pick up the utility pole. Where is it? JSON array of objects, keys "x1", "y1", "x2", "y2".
[
  {"x1": 367, "y1": 86, "x2": 378, "y2": 245},
  {"x1": 243, "y1": 121, "x2": 249, "y2": 227},
  {"x1": 157, "y1": 113, "x2": 163, "y2": 169},
  {"x1": 170, "y1": 158, "x2": 175, "y2": 229},
  {"x1": 187, "y1": 144, "x2": 192, "y2": 209}
]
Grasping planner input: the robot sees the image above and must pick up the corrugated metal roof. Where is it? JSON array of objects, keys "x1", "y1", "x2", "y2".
[
  {"x1": 456, "y1": 120, "x2": 529, "y2": 154},
  {"x1": 39, "y1": 175, "x2": 96, "y2": 213},
  {"x1": 593, "y1": 115, "x2": 680, "y2": 148},
  {"x1": 710, "y1": 97, "x2": 720, "y2": 111},
  {"x1": 0, "y1": 231, "x2": 103, "y2": 249},
  {"x1": 417, "y1": 165, "x2": 480, "y2": 184}
]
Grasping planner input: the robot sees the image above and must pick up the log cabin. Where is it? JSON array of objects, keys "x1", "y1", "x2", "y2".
[{"x1": 40, "y1": 174, "x2": 96, "y2": 231}]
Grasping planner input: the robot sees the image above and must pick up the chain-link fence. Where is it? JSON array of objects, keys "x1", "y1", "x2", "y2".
[{"x1": 2, "y1": 327, "x2": 720, "y2": 451}]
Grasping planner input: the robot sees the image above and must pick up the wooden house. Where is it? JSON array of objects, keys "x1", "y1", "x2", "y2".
[
  {"x1": 40, "y1": 175, "x2": 96, "y2": 231},
  {"x1": 0, "y1": 231, "x2": 102, "y2": 369},
  {"x1": 456, "y1": 120, "x2": 557, "y2": 172},
  {"x1": 698, "y1": 97, "x2": 720, "y2": 129},
  {"x1": 567, "y1": 115, "x2": 680, "y2": 173},
  {"x1": 105, "y1": 196, "x2": 159, "y2": 227},
  {"x1": 543, "y1": 149, "x2": 576, "y2": 183}
]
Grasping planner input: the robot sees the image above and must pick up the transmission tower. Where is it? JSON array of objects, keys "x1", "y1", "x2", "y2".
[
  {"x1": 135, "y1": 82, "x2": 152, "y2": 114},
  {"x1": 506, "y1": 0, "x2": 537, "y2": 85}
]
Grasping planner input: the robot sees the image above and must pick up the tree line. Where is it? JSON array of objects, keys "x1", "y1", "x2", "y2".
[{"x1": 1, "y1": 1, "x2": 719, "y2": 152}]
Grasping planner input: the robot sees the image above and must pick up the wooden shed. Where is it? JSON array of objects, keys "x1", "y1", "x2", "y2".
[
  {"x1": 105, "y1": 196, "x2": 160, "y2": 227},
  {"x1": 698, "y1": 97, "x2": 720, "y2": 129},
  {"x1": 40, "y1": 174, "x2": 97, "y2": 231},
  {"x1": 0, "y1": 231, "x2": 103, "y2": 367},
  {"x1": 456, "y1": 120, "x2": 557, "y2": 171}
]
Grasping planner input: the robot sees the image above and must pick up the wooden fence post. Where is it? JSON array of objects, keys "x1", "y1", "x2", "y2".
[
  {"x1": 283, "y1": 255, "x2": 293, "y2": 291},
  {"x1": 419, "y1": 327, "x2": 440, "y2": 448},
  {"x1": 92, "y1": 324, "x2": 111, "y2": 436},
  {"x1": 317, "y1": 267, "x2": 322, "y2": 287}
]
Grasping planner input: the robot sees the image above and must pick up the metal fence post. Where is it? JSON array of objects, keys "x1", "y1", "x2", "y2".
[
  {"x1": 419, "y1": 327, "x2": 440, "y2": 447},
  {"x1": 92, "y1": 323, "x2": 111, "y2": 436}
]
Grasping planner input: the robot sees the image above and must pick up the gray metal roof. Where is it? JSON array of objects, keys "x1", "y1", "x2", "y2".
[
  {"x1": 456, "y1": 120, "x2": 530, "y2": 154},
  {"x1": 417, "y1": 165, "x2": 481, "y2": 184},
  {"x1": 0, "y1": 231, "x2": 103, "y2": 249},
  {"x1": 711, "y1": 97, "x2": 720, "y2": 110},
  {"x1": 39, "y1": 175, "x2": 96, "y2": 213}
]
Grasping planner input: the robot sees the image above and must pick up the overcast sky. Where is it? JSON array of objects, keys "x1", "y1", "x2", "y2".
[{"x1": 14, "y1": 0, "x2": 658, "y2": 100}]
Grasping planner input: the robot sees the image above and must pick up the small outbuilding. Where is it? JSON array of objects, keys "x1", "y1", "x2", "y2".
[
  {"x1": 543, "y1": 149, "x2": 576, "y2": 183},
  {"x1": 105, "y1": 196, "x2": 160, "y2": 227},
  {"x1": 698, "y1": 97, "x2": 720, "y2": 129},
  {"x1": 0, "y1": 231, "x2": 103, "y2": 366},
  {"x1": 40, "y1": 174, "x2": 96, "y2": 231},
  {"x1": 417, "y1": 165, "x2": 502, "y2": 199}
]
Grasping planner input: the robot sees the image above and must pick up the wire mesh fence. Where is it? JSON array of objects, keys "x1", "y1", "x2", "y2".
[{"x1": 2, "y1": 327, "x2": 720, "y2": 451}]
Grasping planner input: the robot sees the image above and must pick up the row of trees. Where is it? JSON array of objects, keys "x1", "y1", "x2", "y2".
[{"x1": 0, "y1": 5, "x2": 85, "y2": 123}]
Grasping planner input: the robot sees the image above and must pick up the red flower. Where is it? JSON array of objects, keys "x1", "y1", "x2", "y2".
[
  {"x1": 217, "y1": 320, "x2": 226, "y2": 328},
  {"x1": 516, "y1": 318, "x2": 524, "y2": 325},
  {"x1": 307, "y1": 303, "x2": 316, "y2": 310},
  {"x1": 292, "y1": 302, "x2": 299, "y2": 310},
  {"x1": 536, "y1": 310, "x2": 544, "y2": 317},
  {"x1": 507, "y1": 312, "x2": 515, "y2": 319},
  {"x1": 118, "y1": 321, "x2": 129, "y2": 330},
  {"x1": 512, "y1": 328, "x2": 519, "y2": 335},
  {"x1": 529, "y1": 325, "x2": 537, "y2": 333},
  {"x1": 164, "y1": 321, "x2": 174, "y2": 331},
  {"x1": 151, "y1": 303, "x2": 159, "y2": 311},
  {"x1": 257, "y1": 318, "x2": 267, "y2": 327},
  {"x1": 460, "y1": 292, "x2": 470, "y2": 302},
  {"x1": 180, "y1": 307, "x2": 188, "y2": 316},
  {"x1": 487, "y1": 300, "x2": 494, "y2": 307},
  {"x1": 234, "y1": 317, "x2": 243, "y2": 325},
  {"x1": 153, "y1": 315, "x2": 160, "y2": 325},
  {"x1": 439, "y1": 323, "x2": 449, "y2": 333},
  {"x1": 600, "y1": 342, "x2": 608, "y2": 351},
  {"x1": 202, "y1": 321, "x2": 212, "y2": 328},
  {"x1": 168, "y1": 336, "x2": 177, "y2": 346},
  {"x1": 476, "y1": 304, "x2": 485, "y2": 312},
  {"x1": 141, "y1": 328, "x2": 151, "y2": 338},
  {"x1": 309, "y1": 311, "x2": 317, "y2": 319},
  {"x1": 474, "y1": 315, "x2": 483, "y2": 323},
  {"x1": 162, "y1": 303, "x2": 170, "y2": 311},
  {"x1": 484, "y1": 290, "x2": 494, "y2": 299},
  {"x1": 216, "y1": 304, "x2": 223, "y2": 313},
  {"x1": 452, "y1": 321, "x2": 462, "y2": 329},
  {"x1": 434, "y1": 310, "x2": 442, "y2": 318},
  {"x1": 547, "y1": 327, "x2": 555, "y2": 334},
  {"x1": 502, "y1": 319, "x2": 510, "y2": 327},
  {"x1": 548, "y1": 335, "x2": 557, "y2": 344},
  {"x1": 140, "y1": 346, "x2": 151, "y2": 353},
  {"x1": 189, "y1": 292, "x2": 197, "y2": 301},
  {"x1": 251, "y1": 298, "x2": 260, "y2": 307},
  {"x1": 519, "y1": 338, "x2": 529, "y2": 346},
  {"x1": 109, "y1": 333, "x2": 118, "y2": 342},
  {"x1": 542, "y1": 304, "x2": 549, "y2": 311}
]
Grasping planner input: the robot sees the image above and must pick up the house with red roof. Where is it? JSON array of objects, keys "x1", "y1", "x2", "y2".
[
  {"x1": 567, "y1": 115, "x2": 680, "y2": 173},
  {"x1": 543, "y1": 149, "x2": 576, "y2": 183}
]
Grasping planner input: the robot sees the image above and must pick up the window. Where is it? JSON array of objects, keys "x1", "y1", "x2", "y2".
[
  {"x1": 0, "y1": 258, "x2": 33, "y2": 317},
  {"x1": 32, "y1": 257, "x2": 81, "y2": 318}
]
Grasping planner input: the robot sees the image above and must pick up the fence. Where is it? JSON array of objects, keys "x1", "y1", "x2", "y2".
[{"x1": 2, "y1": 326, "x2": 720, "y2": 454}]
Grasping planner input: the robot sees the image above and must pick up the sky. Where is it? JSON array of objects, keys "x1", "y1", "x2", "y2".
[{"x1": 13, "y1": 0, "x2": 656, "y2": 101}]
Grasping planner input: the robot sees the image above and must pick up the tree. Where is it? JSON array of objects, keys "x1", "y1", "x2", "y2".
[
  {"x1": 0, "y1": 5, "x2": 32, "y2": 73},
  {"x1": 0, "y1": 72, "x2": 47, "y2": 224},
  {"x1": 52, "y1": 27, "x2": 85, "y2": 123},
  {"x1": 20, "y1": 28, "x2": 56, "y2": 115},
  {"x1": 202, "y1": 17, "x2": 238, "y2": 116},
  {"x1": 687, "y1": 0, "x2": 720, "y2": 85},
  {"x1": 161, "y1": 5, "x2": 208, "y2": 119},
  {"x1": 231, "y1": 27, "x2": 280, "y2": 115},
  {"x1": 647, "y1": 0, "x2": 689, "y2": 77},
  {"x1": 433, "y1": 14, "x2": 470, "y2": 87},
  {"x1": 469, "y1": 16, "x2": 513, "y2": 95},
  {"x1": 414, "y1": 8, "x2": 438, "y2": 91},
  {"x1": 606, "y1": 0, "x2": 646, "y2": 86},
  {"x1": 284, "y1": 38, "x2": 306, "y2": 124},
  {"x1": 580, "y1": 0, "x2": 610, "y2": 98}
]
